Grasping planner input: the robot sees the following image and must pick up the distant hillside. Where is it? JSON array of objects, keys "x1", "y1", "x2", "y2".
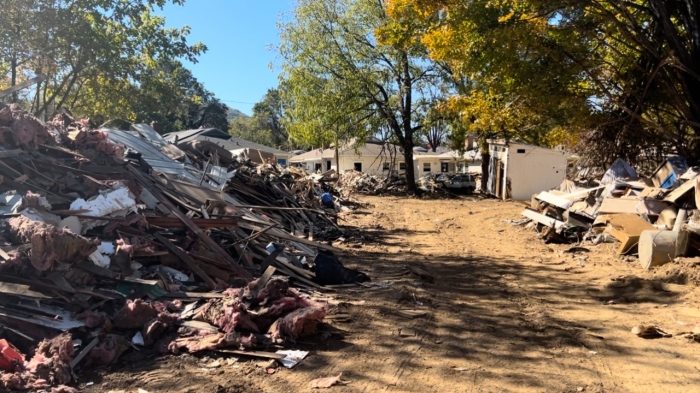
[{"x1": 227, "y1": 108, "x2": 249, "y2": 121}]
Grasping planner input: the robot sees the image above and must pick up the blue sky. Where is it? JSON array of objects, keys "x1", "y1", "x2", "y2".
[{"x1": 160, "y1": 1, "x2": 296, "y2": 115}]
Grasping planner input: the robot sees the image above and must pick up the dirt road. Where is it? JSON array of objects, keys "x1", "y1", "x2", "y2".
[{"x1": 89, "y1": 196, "x2": 700, "y2": 393}]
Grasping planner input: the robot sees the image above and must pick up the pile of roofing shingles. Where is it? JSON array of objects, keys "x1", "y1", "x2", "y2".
[
  {"x1": 521, "y1": 156, "x2": 700, "y2": 269},
  {"x1": 0, "y1": 103, "x2": 359, "y2": 391}
]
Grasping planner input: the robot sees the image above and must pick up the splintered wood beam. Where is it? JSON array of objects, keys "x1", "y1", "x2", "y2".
[
  {"x1": 128, "y1": 166, "x2": 253, "y2": 282},
  {"x1": 154, "y1": 233, "x2": 217, "y2": 290}
]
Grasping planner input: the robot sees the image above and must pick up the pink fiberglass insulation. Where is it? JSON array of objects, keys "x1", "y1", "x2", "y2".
[
  {"x1": 112, "y1": 299, "x2": 159, "y2": 329},
  {"x1": 142, "y1": 312, "x2": 180, "y2": 345},
  {"x1": 25, "y1": 333, "x2": 74, "y2": 386},
  {"x1": 84, "y1": 335, "x2": 129, "y2": 367},
  {"x1": 0, "y1": 104, "x2": 12, "y2": 126},
  {"x1": 74, "y1": 310, "x2": 107, "y2": 329},
  {"x1": 194, "y1": 298, "x2": 259, "y2": 334},
  {"x1": 10, "y1": 111, "x2": 56, "y2": 147},
  {"x1": 273, "y1": 306, "x2": 326, "y2": 340},
  {"x1": 6, "y1": 215, "x2": 98, "y2": 272},
  {"x1": 23, "y1": 191, "x2": 52, "y2": 211}
]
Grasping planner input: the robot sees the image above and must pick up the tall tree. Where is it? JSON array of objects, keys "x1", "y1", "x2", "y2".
[
  {"x1": 0, "y1": 0, "x2": 206, "y2": 121},
  {"x1": 387, "y1": 0, "x2": 700, "y2": 168},
  {"x1": 252, "y1": 88, "x2": 288, "y2": 147},
  {"x1": 279, "y1": 0, "x2": 442, "y2": 191}
]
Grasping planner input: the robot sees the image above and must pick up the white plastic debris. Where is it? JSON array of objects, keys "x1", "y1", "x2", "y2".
[
  {"x1": 157, "y1": 266, "x2": 190, "y2": 282},
  {"x1": 276, "y1": 350, "x2": 309, "y2": 369},
  {"x1": 88, "y1": 250, "x2": 110, "y2": 268},
  {"x1": 97, "y1": 241, "x2": 115, "y2": 255},
  {"x1": 70, "y1": 184, "x2": 137, "y2": 232},
  {"x1": 132, "y1": 331, "x2": 145, "y2": 346}
]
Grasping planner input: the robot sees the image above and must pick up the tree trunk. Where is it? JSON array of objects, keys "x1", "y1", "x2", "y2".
[
  {"x1": 334, "y1": 134, "x2": 340, "y2": 177},
  {"x1": 10, "y1": 52, "x2": 17, "y2": 103},
  {"x1": 403, "y1": 146, "x2": 416, "y2": 191},
  {"x1": 401, "y1": 52, "x2": 417, "y2": 192},
  {"x1": 481, "y1": 152, "x2": 490, "y2": 193}
]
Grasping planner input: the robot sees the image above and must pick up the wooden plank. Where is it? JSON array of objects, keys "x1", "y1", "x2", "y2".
[
  {"x1": 561, "y1": 185, "x2": 605, "y2": 201},
  {"x1": 521, "y1": 208, "x2": 566, "y2": 230},
  {"x1": 604, "y1": 214, "x2": 656, "y2": 255},
  {"x1": 161, "y1": 292, "x2": 225, "y2": 299},
  {"x1": 274, "y1": 256, "x2": 314, "y2": 279},
  {"x1": 146, "y1": 216, "x2": 239, "y2": 229},
  {"x1": 128, "y1": 166, "x2": 253, "y2": 282},
  {"x1": 70, "y1": 336, "x2": 100, "y2": 369},
  {"x1": 535, "y1": 191, "x2": 573, "y2": 210},
  {"x1": 598, "y1": 198, "x2": 669, "y2": 215},
  {"x1": 676, "y1": 229, "x2": 691, "y2": 257},
  {"x1": 46, "y1": 272, "x2": 76, "y2": 294},
  {"x1": 250, "y1": 266, "x2": 277, "y2": 299},
  {"x1": 238, "y1": 220, "x2": 341, "y2": 254},
  {"x1": 664, "y1": 179, "x2": 695, "y2": 203},
  {"x1": 215, "y1": 349, "x2": 286, "y2": 360},
  {"x1": 271, "y1": 261, "x2": 323, "y2": 289},
  {"x1": 0, "y1": 282, "x2": 52, "y2": 299},
  {"x1": 154, "y1": 233, "x2": 217, "y2": 290}
]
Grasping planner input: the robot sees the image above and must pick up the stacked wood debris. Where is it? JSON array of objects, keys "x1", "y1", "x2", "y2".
[
  {"x1": 336, "y1": 170, "x2": 409, "y2": 196},
  {"x1": 520, "y1": 156, "x2": 700, "y2": 270},
  {"x1": 0, "y1": 103, "x2": 368, "y2": 391}
]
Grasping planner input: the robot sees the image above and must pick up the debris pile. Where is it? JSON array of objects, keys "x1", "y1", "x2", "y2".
[
  {"x1": 0, "y1": 102, "x2": 368, "y2": 390},
  {"x1": 336, "y1": 171, "x2": 398, "y2": 195},
  {"x1": 520, "y1": 156, "x2": 700, "y2": 270}
]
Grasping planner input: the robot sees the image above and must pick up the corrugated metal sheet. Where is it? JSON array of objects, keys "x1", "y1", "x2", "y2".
[
  {"x1": 102, "y1": 128, "x2": 225, "y2": 188},
  {"x1": 130, "y1": 124, "x2": 167, "y2": 148}
]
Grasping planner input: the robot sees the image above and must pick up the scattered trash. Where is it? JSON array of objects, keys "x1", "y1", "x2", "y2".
[
  {"x1": 0, "y1": 108, "x2": 367, "y2": 390},
  {"x1": 517, "y1": 157, "x2": 700, "y2": 270},
  {"x1": 276, "y1": 350, "x2": 309, "y2": 369}
]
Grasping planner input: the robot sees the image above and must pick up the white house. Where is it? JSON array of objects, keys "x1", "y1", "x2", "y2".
[
  {"x1": 288, "y1": 149, "x2": 326, "y2": 172},
  {"x1": 289, "y1": 138, "x2": 405, "y2": 176},
  {"x1": 486, "y1": 140, "x2": 568, "y2": 201}
]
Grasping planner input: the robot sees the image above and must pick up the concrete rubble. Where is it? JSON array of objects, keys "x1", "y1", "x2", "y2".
[
  {"x1": 519, "y1": 156, "x2": 700, "y2": 270},
  {"x1": 0, "y1": 102, "x2": 369, "y2": 390}
]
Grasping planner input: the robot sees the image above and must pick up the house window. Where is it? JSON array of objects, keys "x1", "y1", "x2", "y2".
[
  {"x1": 517, "y1": 149, "x2": 526, "y2": 154},
  {"x1": 423, "y1": 162, "x2": 431, "y2": 172},
  {"x1": 277, "y1": 158, "x2": 287, "y2": 166},
  {"x1": 354, "y1": 162, "x2": 362, "y2": 172},
  {"x1": 441, "y1": 162, "x2": 449, "y2": 172},
  {"x1": 326, "y1": 160, "x2": 332, "y2": 171},
  {"x1": 382, "y1": 162, "x2": 390, "y2": 170},
  {"x1": 399, "y1": 162, "x2": 406, "y2": 170},
  {"x1": 314, "y1": 163, "x2": 322, "y2": 172}
]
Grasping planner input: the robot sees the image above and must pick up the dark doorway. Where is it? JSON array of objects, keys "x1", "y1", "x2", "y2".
[{"x1": 354, "y1": 162, "x2": 362, "y2": 172}]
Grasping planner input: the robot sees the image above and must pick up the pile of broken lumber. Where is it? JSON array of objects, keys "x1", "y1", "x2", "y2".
[
  {"x1": 0, "y1": 103, "x2": 369, "y2": 391},
  {"x1": 521, "y1": 157, "x2": 700, "y2": 270}
]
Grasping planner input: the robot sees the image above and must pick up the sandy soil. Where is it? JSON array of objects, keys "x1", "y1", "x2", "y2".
[{"x1": 84, "y1": 195, "x2": 700, "y2": 393}]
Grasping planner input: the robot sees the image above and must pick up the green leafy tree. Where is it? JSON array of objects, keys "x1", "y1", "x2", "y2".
[
  {"x1": 1, "y1": 0, "x2": 206, "y2": 123},
  {"x1": 279, "y1": 0, "x2": 444, "y2": 191}
]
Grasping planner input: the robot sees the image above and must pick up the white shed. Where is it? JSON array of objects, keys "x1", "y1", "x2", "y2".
[{"x1": 486, "y1": 140, "x2": 568, "y2": 201}]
